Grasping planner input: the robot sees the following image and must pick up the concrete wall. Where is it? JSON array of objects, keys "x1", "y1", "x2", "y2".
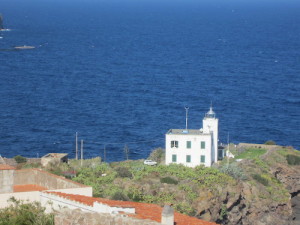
[
  {"x1": 14, "y1": 169, "x2": 86, "y2": 189},
  {"x1": 0, "y1": 185, "x2": 92, "y2": 209},
  {"x1": 0, "y1": 169, "x2": 14, "y2": 193},
  {"x1": 0, "y1": 191, "x2": 41, "y2": 208}
]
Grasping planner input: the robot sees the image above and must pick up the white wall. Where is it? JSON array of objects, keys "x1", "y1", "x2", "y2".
[
  {"x1": 50, "y1": 187, "x2": 93, "y2": 197},
  {"x1": 0, "y1": 191, "x2": 41, "y2": 208},
  {"x1": 203, "y1": 117, "x2": 219, "y2": 163},
  {"x1": 165, "y1": 133, "x2": 212, "y2": 167}
]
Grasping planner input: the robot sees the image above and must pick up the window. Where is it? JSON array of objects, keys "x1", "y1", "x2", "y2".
[
  {"x1": 201, "y1": 155, "x2": 205, "y2": 163},
  {"x1": 172, "y1": 154, "x2": 177, "y2": 162},
  {"x1": 201, "y1": 141, "x2": 205, "y2": 149},
  {"x1": 171, "y1": 141, "x2": 178, "y2": 148},
  {"x1": 186, "y1": 155, "x2": 191, "y2": 163},
  {"x1": 186, "y1": 141, "x2": 191, "y2": 149}
]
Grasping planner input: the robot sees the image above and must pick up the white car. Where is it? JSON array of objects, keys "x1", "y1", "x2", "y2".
[{"x1": 144, "y1": 160, "x2": 157, "y2": 166}]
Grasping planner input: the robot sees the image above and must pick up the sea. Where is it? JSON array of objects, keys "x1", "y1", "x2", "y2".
[{"x1": 0, "y1": 0, "x2": 299, "y2": 162}]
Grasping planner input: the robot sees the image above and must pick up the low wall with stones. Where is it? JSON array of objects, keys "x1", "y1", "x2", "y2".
[{"x1": 54, "y1": 208, "x2": 161, "y2": 225}]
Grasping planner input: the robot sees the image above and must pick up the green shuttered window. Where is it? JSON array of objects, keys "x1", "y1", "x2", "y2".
[
  {"x1": 186, "y1": 155, "x2": 191, "y2": 163},
  {"x1": 201, "y1": 141, "x2": 205, "y2": 149},
  {"x1": 186, "y1": 141, "x2": 191, "y2": 149},
  {"x1": 172, "y1": 154, "x2": 177, "y2": 162},
  {"x1": 201, "y1": 155, "x2": 205, "y2": 163}
]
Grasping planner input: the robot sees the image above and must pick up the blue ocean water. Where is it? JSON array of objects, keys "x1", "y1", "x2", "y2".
[{"x1": 0, "y1": 0, "x2": 299, "y2": 161}]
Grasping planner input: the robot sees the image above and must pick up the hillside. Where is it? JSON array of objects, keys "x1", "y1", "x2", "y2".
[{"x1": 13, "y1": 145, "x2": 300, "y2": 225}]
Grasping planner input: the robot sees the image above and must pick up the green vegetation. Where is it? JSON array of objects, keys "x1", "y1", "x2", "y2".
[
  {"x1": 70, "y1": 158, "x2": 235, "y2": 215},
  {"x1": 115, "y1": 166, "x2": 133, "y2": 178},
  {"x1": 14, "y1": 155, "x2": 27, "y2": 164},
  {"x1": 252, "y1": 174, "x2": 269, "y2": 186},
  {"x1": 235, "y1": 148, "x2": 267, "y2": 159},
  {"x1": 264, "y1": 140, "x2": 276, "y2": 145},
  {"x1": 160, "y1": 176, "x2": 178, "y2": 185},
  {"x1": 219, "y1": 163, "x2": 247, "y2": 180},
  {"x1": 0, "y1": 197, "x2": 54, "y2": 225},
  {"x1": 286, "y1": 154, "x2": 300, "y2": 165}
]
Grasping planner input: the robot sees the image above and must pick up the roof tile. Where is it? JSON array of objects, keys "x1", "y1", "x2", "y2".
[{"x1": 46, "y1": 192, "x2": 217, "y2": 225}]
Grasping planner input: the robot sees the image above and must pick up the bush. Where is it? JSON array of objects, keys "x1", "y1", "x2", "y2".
[
  {"x1": 0, "y1": 197, "x2": 54, "y2": 225},
  {"x1": 252, "y1": 174, "x2": 269, "y2": 186},
  {"x1": 115, "y1": 167, "x2": 132, "y2": 178},
  {"x1": 14, "y1": 155, "x2": 27, "y2": 164},
  {"x1": 160, "y1": 176, "x2": 178, "y2": 185},
  {"x1": 286, "y1": 154, "x2": 300, "y2": 165},
  {"x1": 111, "y1": 191, "x2": 130, "y2": 201},
  {"x1": 265, "y1": 140, "x2": 276, "y2": 145},
  {"x1": 219, "y1": 164, "x2": 247, "y2": 180}
]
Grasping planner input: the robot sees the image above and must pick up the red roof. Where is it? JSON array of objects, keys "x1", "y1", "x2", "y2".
[
  {"x1": 46, "y1": 192, "x2": 217, "y2": 225},
  {"x1": 0, "y1": 164, "x2": 15, "y2": 170},
  {"x1": 14, "y1": 184, "x2": 47, "y2": 192}
]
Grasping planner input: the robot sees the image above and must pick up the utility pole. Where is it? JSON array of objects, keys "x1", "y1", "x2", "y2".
[
  {"x1": 103, "y1": 144, "x2": 106, "y2": 162},
  {"x1": 227, "y1": 132, "x2": 229, "y2": 166},
  {"x1": 124, "y1": 144, "x2": 129, "y2": 161},
  {"x1": 75, "y1": 132, "x2": 78, "y2": 160},
  {"x1": 81, "y1": 139, "x2": 83, "y2": 166}
]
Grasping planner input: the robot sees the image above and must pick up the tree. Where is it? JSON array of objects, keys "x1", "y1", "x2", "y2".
[
  {"x1": 14, "y1": 155, "x2": 27, "y2": 164},
  {"x1": 148, "y1": 148, "x2": 165, "y2": 163}
]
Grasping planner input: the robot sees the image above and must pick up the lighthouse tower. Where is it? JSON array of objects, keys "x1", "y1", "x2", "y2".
[{"x1": 203, "y1": 106, "x2": 219, "y2": 163}]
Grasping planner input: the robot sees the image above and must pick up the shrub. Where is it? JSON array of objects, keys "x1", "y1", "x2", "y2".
[
  {"x1": 160, "y1": 176, "x2": 178, "y2": 185},
  {"x1": 14, "y1": 155, "x2": 27, "y2": 163},
  {"x1": 219, "y1": 164, "x2": 247, "y2": 180},
  {"x1": 286, "y1": 154, "x2": 300, "y2": 165},
  {"x1": 252, "y1": 174, "x2": 269, "y2": 186},
  {"x1": 0, "y1": 197, "x2": 54, "y2": 225},
  {"x1": 111, "y1": 191, "x2": 130, "y2": 201},
  {"x1": 265, "y1": 140, "x2": 276, "y2": 145},
  {"x1": 115, "y1": 167, "x2": 132, "y2": 178}
]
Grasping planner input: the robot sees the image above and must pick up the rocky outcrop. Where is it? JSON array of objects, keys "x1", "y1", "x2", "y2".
[
  {"x1": 194, "y1": 148, "x2": 300, "y2": 225},
  {"x1": 271, "y1": 164, "x2": 300, "y2": 223},
  {"x1": 196, "y1": 182, "x2": 294, "y2": 225}
]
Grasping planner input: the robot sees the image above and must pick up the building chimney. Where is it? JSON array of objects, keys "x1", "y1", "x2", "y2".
[{"x1": 161, "y1": 205, "x2": 174, "y2": 225}]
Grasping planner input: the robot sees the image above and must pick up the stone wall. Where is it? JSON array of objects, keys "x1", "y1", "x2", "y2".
[
  {"x1": 238, "y1": 143, "x2": 278, "y2": 150},
  {"x1": 54, "y1": 208, "x2": 161, "y2": 225},
  {"x1": 2, "y1": 158, "x2": 41, "y2": 168}
]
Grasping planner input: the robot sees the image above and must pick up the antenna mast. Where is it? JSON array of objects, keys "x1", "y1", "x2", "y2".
[{"x1": 185, "y1": 106, "x2": 189, "y2": 130}]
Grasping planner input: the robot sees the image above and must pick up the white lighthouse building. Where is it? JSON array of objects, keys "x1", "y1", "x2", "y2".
[{"x1": 165, "y1": 106, "x2": 219, "y2": 167}]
